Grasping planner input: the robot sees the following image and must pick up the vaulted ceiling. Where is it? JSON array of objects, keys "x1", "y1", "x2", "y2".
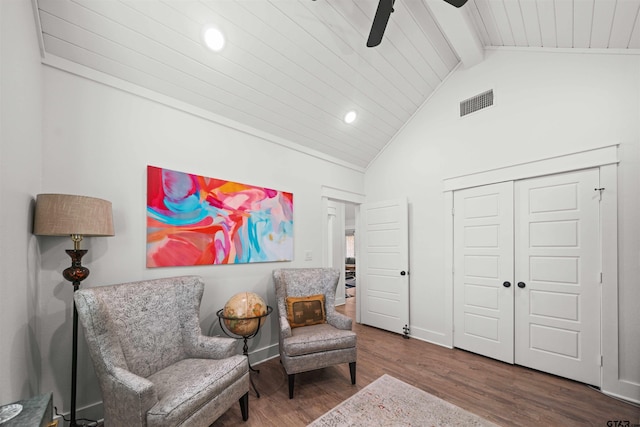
[{"x1": 33, "y1": 0, "x2": 640, "y2": 169}]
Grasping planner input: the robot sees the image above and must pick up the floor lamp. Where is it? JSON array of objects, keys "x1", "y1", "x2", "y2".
[{"x1": 34, "y1": 194, "x2": 114, "y2": 427}]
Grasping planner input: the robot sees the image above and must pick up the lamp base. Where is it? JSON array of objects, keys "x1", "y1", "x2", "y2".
[{"x1": 63, "y1": 249, "x2": 89, "y2": 286}]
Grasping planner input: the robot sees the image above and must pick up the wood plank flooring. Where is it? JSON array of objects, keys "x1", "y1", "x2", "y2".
[{"x1": 212, "y1": 296, "x2": 640, "y2": 427}]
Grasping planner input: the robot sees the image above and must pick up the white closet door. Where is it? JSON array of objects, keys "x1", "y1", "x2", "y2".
[
  {"x1": 514, "y1": 168, "x2": 601, "y2": 386},
  {"x1": 453, "y1": 182, "x2": 514, "y2": 363}
]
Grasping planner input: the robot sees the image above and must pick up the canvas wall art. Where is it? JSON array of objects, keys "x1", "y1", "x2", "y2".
[{"x1": 147, "y1": 165, "x2": 293, "y2": 267}]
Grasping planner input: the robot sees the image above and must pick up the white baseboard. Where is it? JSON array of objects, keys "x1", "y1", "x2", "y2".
[
  {"x1": 601, "y1": 380, "x2": 640, "y2": 406},
  {"x1": 54, "y1": 400, "x2": 104, "y2": 426},
  {"x1": 247, "y1": 343, "x2": 280, "y2": 367}
]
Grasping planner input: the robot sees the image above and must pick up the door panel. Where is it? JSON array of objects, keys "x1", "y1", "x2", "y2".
[
  {"x1": 530, "y1": 220, "x2": 578, "y2": 247},
  {"x1": 529, "y1": 325, "x2": 579, "y2": 357},
  {"x1": 453, "y1": 182, "x2": 514, "y2": 363},
  {"x1": 361, "y1": 199, "x2": 409, "y2": 334},
  {"x1": 515, "y1": 168, "x2": 600, "y2": 386}
]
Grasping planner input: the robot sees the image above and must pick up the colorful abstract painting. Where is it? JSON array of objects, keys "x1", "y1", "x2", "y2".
[{"x1": 147, "y1": 165, "x2": 293, "y2": 267}]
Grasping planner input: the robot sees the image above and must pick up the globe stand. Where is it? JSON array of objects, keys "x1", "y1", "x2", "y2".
[{"x1": 217, "y1": 306, "x2": 273, "y2": 398}]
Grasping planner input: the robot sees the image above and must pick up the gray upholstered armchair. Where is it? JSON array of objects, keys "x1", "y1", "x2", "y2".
[
  {"x1": 273, "y1": 268, "x2": 356, "y2": 399},
  {"x1": 74, "y1": 276, "x2": 250, "y2": 426}
]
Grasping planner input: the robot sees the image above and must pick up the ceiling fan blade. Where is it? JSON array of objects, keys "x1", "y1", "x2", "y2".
[
  {"x1": 366, "y1": 0, "x2": 395, "y2": 48},
  {"x1": 443, "y1": 0, "x2": 469, "y2": 7}
]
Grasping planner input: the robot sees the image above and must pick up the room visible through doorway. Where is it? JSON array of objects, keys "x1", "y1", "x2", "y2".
[
  {"x1": 344, "y1": 203, "x2": 356, "y2": 300},
  {"x1": 345, "y1": 230, "x2": 356, "y2": 299}
]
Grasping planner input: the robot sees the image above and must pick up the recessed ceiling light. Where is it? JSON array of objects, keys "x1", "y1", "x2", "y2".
[
  {"x1": 203, "y1": 27, "x2": 225, "y2": 52},
  {"x1": 344, "y1": 110, "x2": 357, "y2": 124}
]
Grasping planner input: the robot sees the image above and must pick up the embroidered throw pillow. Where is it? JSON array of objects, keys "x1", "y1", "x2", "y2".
[{"x1": 286, "y1": 294, "x2": 326, "y2": 328}]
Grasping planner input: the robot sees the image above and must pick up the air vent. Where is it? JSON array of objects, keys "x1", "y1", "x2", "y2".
[{"x1": 460, "y1": 89, "x2": 493, "y2": 117}]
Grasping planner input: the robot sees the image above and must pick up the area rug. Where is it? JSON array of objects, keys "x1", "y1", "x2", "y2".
[{"x1": 308, "y1": 374, "x2": 499, "y2": 427}]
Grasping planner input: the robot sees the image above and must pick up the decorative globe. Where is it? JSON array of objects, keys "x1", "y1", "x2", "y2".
[{"x1": 223, "y1": 292, "x2": 267, "y2": 336}]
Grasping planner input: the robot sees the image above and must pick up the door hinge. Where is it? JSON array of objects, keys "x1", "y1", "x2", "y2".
[
  {"x1": 403, "y1": 324, "x2": 410, "y2": 339},
  {"x1": 600, "y1": 272, "x2": 603, "y2": 283},
  {"x1": 595, "y1": 187, "x2": 605, "y2": 201},
  {"x1": 600, "y1": 355, "x2": 603, "y2": 367},
  {"x1": 451, "y1": 207, "x2": 455, "y2": 216}
]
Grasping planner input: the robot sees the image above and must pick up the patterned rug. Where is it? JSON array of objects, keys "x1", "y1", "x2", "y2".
[{"x1": 308, "y1": 374, "x2": 499, "y2": 427}]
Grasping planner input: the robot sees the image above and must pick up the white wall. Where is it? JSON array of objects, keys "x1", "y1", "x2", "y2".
[
  {"x1": 38, "y1": 65, "x2": 364, "y2": 417},
  {"x1": 365, "y1": 49, "x2": 640, "y2": 401},
  {"x1": 0, "y1": 0, "x2": 44, "y2": 404}
]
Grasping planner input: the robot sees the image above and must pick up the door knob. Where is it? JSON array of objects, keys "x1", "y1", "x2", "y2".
[
  {"x1": 517, "y1": 282, "x2": 526, "y2": 288},
  {"x1": 503, "y1": 281, "x2": 511, "y2": 288},
  {"x1": 400, "y1": 271, "x2": 406, "y2": 276}
]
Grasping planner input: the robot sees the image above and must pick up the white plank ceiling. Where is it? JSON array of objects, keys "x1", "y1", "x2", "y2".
[{"x1": 33, "y1": 0, "x2": 640, "y2": 169}]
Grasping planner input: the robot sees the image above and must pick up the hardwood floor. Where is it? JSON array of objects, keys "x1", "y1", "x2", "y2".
[{"x1": 212, "y1": 296, "x2": 640, "y2": 427}]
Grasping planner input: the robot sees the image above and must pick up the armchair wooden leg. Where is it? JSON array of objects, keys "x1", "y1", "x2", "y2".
[
  {"x1": 239, "y1": 392, "x2": 249, "y2": 421},
  {"x1": 349, "y1": 362, "x2": 356, "y2": 385},
  {"x1": 288, "y1": 374, "x2": 295, "y2": 399}
]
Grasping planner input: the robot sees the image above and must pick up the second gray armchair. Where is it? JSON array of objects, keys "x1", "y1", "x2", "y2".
[{"x1": 273, "y1": 268, "x2": 357, "y2": 399}]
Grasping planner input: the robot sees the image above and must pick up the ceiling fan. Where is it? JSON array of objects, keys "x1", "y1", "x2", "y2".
[{"x1": 367, "y1": 0, "x2": 469, "y2": 47}]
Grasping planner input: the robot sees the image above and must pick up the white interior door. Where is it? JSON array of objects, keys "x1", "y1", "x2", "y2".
[
  {"x1": 361, "y1": 198, "x2": 409, "y2": 335},
  {"x1": 514, "y1": 169, "x2": 601, "y2": 386},
  {"x1": 453, "y1": 182, "x2": 515, "y2": 363}
]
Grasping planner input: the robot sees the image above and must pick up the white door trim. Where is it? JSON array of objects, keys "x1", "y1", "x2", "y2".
[
  {"x1": 443, "y1": 144, "x2": 618, "y2": 192},
  {"x1": 326, "y1": 201, "x2": 346, "y2": 306},
  {"x1": 598, "y1": 163, "x2": 633, "y2": 402},
  {"x1": 321, "y1": 186, "x2": 365, "y2": 322},
  {"x1": 443, "y1": 144, "x2": 623, "y2": 399},
  {"x1": 321, "y1": 186, "x2": 366, "y2": 204}
]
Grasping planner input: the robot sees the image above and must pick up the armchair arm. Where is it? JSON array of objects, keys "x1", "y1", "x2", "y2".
[
  {"x1": 279, "y1": 314, "x2": 292, "y2": 338},
  {"x1": 327, "y1": 311, "x2": 352, "y2": 330},
  {"x1": 102, "y1": 367, "x2": 157, "y2": 426},
  {"x1": 187, "y1": 335, "x2": 238, "y2": 359}
]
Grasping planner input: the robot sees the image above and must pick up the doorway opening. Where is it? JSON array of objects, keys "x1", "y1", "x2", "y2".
[
  {"x1": 345, "y1": 203, "x2": 356, "y2": 300},
  {"x1": 321, "y1": 186, "x2": 365, "y2": 321}
]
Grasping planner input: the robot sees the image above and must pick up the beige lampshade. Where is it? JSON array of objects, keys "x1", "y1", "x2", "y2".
[{"x1": 33, "y1": 194, "x2": 114, "y2": 237}]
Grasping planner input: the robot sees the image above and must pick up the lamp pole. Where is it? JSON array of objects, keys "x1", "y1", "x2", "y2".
[{"x1": 63, "y1": 237, "x2": 90, "y2": 427}]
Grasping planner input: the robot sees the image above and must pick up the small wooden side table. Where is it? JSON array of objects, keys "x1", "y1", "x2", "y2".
[{"x1": 217, "y1": 306, "x2": 273, "y2": 398}]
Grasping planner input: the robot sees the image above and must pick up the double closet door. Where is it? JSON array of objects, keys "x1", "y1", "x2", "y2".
[{"x1": 453, "y1": 168, "x2": 601, "y2": 386}]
